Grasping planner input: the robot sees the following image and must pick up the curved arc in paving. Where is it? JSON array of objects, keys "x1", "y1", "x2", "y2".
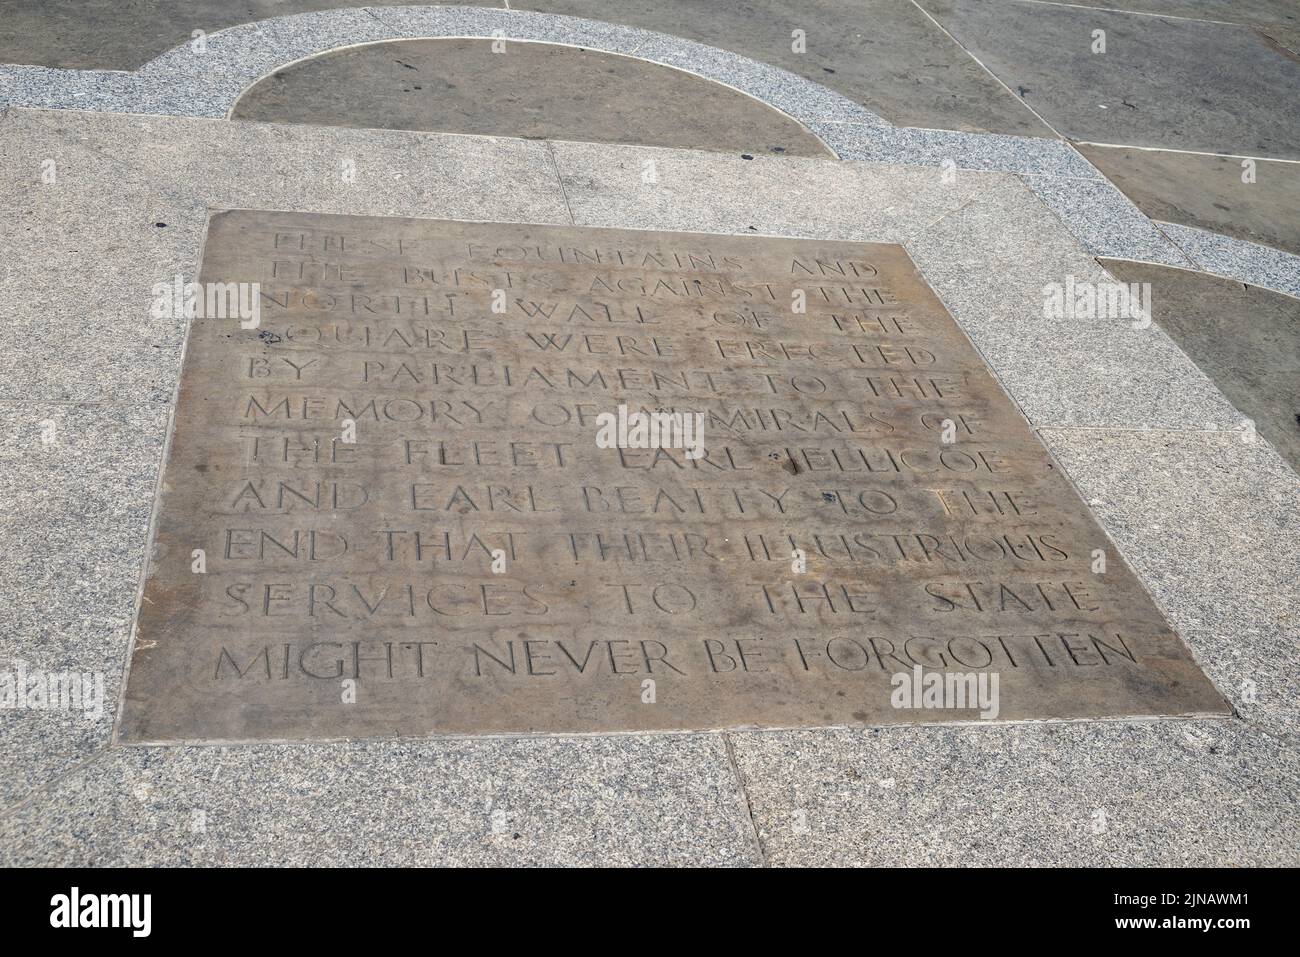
[
  {"x1": 0, "y1": 3, "x2": 1298, "y2": 299},
  {"x1": 222, "y1": 35, "x2": 839, "y2": 157},
  {"x1": 137, "y1": 6, "x2": 885, "y2": 129}
]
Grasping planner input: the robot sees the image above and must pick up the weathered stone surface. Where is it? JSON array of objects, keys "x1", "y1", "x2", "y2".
[
  {"x1": 1100, "y1": 260, "x2": 1300, "y2": 471},
  {"x1": 1077, "y1": 144, "x2": 1300, "y2": 257},
  {"x1": 118, "y1": 211, "x2": 1226, "y2": 742},
  {"x1": 0, "y1": 1, "x2": 496, "y2": 70},
  {"x1": 231, "y1": 38, "x2": 833, "y2": 157},
  {"x1": 518, "y1": 0, "x2": 1053, "y2": 136},
  {"x1": 918, "y1": 0, "x2": 1300, "y2": 159},
  {"x1": 1042, "y1": 1, "x2": 1300, "y2": 32}
]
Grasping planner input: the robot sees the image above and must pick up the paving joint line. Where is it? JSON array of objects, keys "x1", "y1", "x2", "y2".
[
  {"x1": 543, "y1": 140, "x2": 577, "y2": 224},
  {"x1": 918, "y1": 179, "x2": 1003, "y2": 230},
  {"x1": 1013, "y1": 0, "x2": 1246, "y2": 27},
  {"x1": 1072, "y1": 139, "x2": 1300, "y2": 164},
  {"x1": 1034, "y1": 424, "x2": 1261, "y2": 436},
  {"x1": 721, "y1": 732, "x2": 767, "y2": 867},
  {"x1": 908, "y1": 0, "x2": 1068, "y2": 142},
  {"x1": 1098, "y1": 249, "x2": 1300, "y2": 306},
  {"x1": 0, "y1": 749, "x2": 115, "y2": 826}
]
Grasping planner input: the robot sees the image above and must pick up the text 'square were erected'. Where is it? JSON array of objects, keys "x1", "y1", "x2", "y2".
[{"x1": 118, "y1": 211, "x2": 1227, "y2": 743}]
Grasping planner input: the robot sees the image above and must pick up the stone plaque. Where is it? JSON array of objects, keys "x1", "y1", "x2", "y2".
[{"x1": 119, "y1": 211, "x2": 1227, "y2": 742}]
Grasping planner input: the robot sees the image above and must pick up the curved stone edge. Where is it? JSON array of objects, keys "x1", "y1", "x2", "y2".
[
  {"x1": 222, "y1": 34, "x2": 839, "y2": 158},
  {"x1": 0, "y1": 5, "x2": 1089, "y2": 173},
  {"x1": 0, "y1": 4, "x2": 1298, "y2": 300}
]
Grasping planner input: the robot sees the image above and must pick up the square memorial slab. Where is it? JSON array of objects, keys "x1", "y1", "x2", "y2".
[{"x1": 118, "y1": 211, "x2": 1227, "y2": 742}]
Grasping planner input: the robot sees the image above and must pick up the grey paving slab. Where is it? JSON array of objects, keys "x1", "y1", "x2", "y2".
[
  {"x1": 730, "y1": 719, "x2": 1297, "y2": 866},
  {"x1": 0, "y1": 105, "x2": 1294, "y2": 862},
  {"x1": 920, "y1": 0, "x2": 1300, "y2": 159},
  {"x1": 1077, "y1": 144, "x2": 1300, "y2": 257},
  {"x1": 1261, "y1": 23, "x2": 1300, "y2": 56},
  {"x1": 550, "y1": 138, "x2": 995, "y2": 240},
  {"x1": 0, "y1": 1, "x2": 501, "y2": 71},
  {"x1": 1024, "y1": 174, "x2": 1192, "y2": 265},
  {"x1": 1159, "y1": 221, "x2": 1300, "y2": 301},
  {"x1": 0, "y1": 107, "x2": 570, "y2": 398},
  {"x1": 1040, "y1": 428, "x2": 1300, "y2": 706},
  {"x1": 618, "y1": 34, "x2": 885, "y2": 128},
  {"x1": 20, "y1": 108, "x2": 571, "y2": 224},
  {"x1": 369, "y1": 4, "x2": 652, "y2": 54},
  {"x1": 820, "y1": 122, "x2": 1098, "y2": 178},
  {"x1": 900, "y1": 181, "x2": 1241, "y2": 430},
  {"x1": 1039, "y1": 0, "x2": 1300, "y2": 31},
  {"x1": 0, "y1": 7, "x2": 877, "y2": 135},
  {"x1": 511, "y1": 0, "x2": 1056, "y2": 136},
  {"x1": 220, "y1": 7, "x2": 409, "y2": 68},
  {"x1": 1184, "y1": 628, "x2": 1299, "y2": 743},
  {"x1": 0, "y1": 67, "x2": 144, "y2": 114},
  {"x1": 552, "y1": 142, "x2": 1243, "y2": 430},
  {"x1": 125, "y1": 9, "x2": 409, "y2": 118},
  {"x1": 230, "y1": 37, "x2": 832, "y2": 157},
  {"x1": 0, "y1": 401, "x2": 169, "y2": 808},
  {"x1": 0, "y1": 116, "x2": 208, "y2": 405},
  {"x1": 1101, "y1": 260, "x2": 1300, "y2": 472},
  {"x1": 0, "y1": 736, "x2": 757, "y2": 866}
]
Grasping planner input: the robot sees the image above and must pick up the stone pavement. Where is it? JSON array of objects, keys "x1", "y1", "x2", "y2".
[{"x1": 0, "y1": 3, "x2": 1296, "y2": 866}]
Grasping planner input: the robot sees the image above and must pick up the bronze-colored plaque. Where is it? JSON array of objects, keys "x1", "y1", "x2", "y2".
[{"x1": 120, "y1": 211, "x2": 1227, "y2": 742}]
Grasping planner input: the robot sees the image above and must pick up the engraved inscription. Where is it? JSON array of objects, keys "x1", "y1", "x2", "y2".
[{"x1": 119, "y1": 212, "x2": 1226, "y2": 741}]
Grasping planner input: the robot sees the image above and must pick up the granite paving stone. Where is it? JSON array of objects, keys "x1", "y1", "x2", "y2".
[
  {"x1": 549, "y1": 138, "x2": 994, "y2": 240},
  {"x1": 1182, "y1": 629, "x2": 1299, "y2": 742},
  {"x1": 1100, "y1": 260, "x2": 1300, "y2": 472},
  {"x1": 216, "y1": 7, "x2": 408, "y2": 71},
  {"x1": 0, "y1": 115, "x2": 210, "y2": 404},
  {"x1": 0, "y1": 67, "x2": 144, "y2": 113},
  {"x1": 369, "y1": 4, "x2": 653, "y2": 55},
  {"x1": 821, "y1": 122, "x2": 1099, "y2": 178},
  {"x1": 1023, "y1": 174, "x2": 1192, "y2": 265},
  {"x1": 729, "y1": 719, "x2": 1297, "y2": 866},
  {"x1": 20, "y1": 108, "x2": 572, "y2": 226},
  {"x1": 0, "y1": 735, "x2": 757, "y2": 866},
  {"x1": 1040, "y1": 428, "x2": 1300, "y2": 656},
  {"x1": 0, "y1": 401, "x2": 169, "y2": 808},
  {"x1": 0, "y1": 1, "x2": 500, "y2": 71},
  {"x1": 513, "y1": 0, "x2": 1055, "y2": 136},
  {"x1": 1076, "y1": 144, "x2": 1300, "y2": 257},
  {"x1": 899, "y1": 180, "x2": 1241, "y2": 430},
  {"x1": 0, "y1": 107, "x2": 571, "y2": 401},
  {"x1": 1159, "y1": 222, "x2": 1300, "y2": 301}
]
